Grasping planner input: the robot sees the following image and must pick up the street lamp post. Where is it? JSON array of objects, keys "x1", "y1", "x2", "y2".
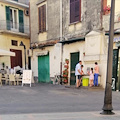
[
  {"x1": 101, "y1": 0, "x2": 115, "y2": 115},
  {"x1": 20, "y1": 41, "x2": 27, "y2": 69}
]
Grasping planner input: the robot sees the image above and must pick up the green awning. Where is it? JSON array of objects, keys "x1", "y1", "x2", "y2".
[{"x1": 105, "y1": 31, "x2": 120, "y2": 35}]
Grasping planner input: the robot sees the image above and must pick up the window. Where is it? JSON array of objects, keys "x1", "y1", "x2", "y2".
[
  {"x1": 10, "y1": 8, "x2": 18, "y2": 29},
  {"x1": 70, "y1": 0, "x2": 81, "y2": 23},
  {"x1": 38, "y1": 5, "x2": 46, "y2": 33},
  {"x1": 11, "y1": 40, "x2": 18, "y2": 46},
  {"x1": 6, "y1": 6, "x2": 24, "y2": 33}
]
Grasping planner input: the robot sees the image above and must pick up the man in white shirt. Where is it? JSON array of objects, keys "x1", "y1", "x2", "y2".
[{"x1": 75, "y1": 61, "x2": 82, "y2": 88}]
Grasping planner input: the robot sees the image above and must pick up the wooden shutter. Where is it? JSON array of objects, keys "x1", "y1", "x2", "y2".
[
  {"x1": 103, "y1": 0, "x2": 107, "y2": 9},
  {"x1": 75, "y1": 0, "x2": 80, "y2": 22},
  {"x1": 70, "y1": 0, "x2": 81, "y2": 23},
  {"x1": 39, "y1": 5, "x2": 46, "y2": 33},
  {"x1": 43, "y1": 5, "x2": 46, "y2": 32},
  {"x1": 70, "y1": 0, "x2": 75, "y2": 23},
  {"x1": 38, "y1": 7, "x2": 42, "y2": 32},
  {"x1": 6, "y1": 6, "x2": 10, "y2": 30},
  {"x1": 19, "y1": 10, "x2": 24, "y2": 33}
]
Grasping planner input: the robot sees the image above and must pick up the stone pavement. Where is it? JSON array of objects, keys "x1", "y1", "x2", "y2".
[
  {"x1": 0, "y1": 111, "x2": 120, "y2": 120},
  {"x1": 0, "y1": 83, "x2": 119, "y2": 119}
]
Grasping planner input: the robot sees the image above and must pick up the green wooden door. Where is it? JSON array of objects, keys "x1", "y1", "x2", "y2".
[
  {"x1": 38, "y1": 55, "x2": 50, "y2": 83},
  {"x1": 112, "y1": 49, "x2": 119, "y2": 90},
  {"x1": 70, "y1": 52, "x2": 79, "y2": 85}
]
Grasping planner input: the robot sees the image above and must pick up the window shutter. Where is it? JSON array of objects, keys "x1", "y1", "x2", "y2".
[
  {"x1": 6, "y1": 6, "x2": 10, "y2": 30},
  {"x1": 39, "y1": 7, "x2": 42, "y2": 32},
  {"x1": 43, "y1": 5, "x2": 46, "y2": 32},
  {"x1": 41, "y1": 6, "x2": 44, "y2": 32},
  {"x1": 19, "y1": 10, "x2": 24, "y2": 33},
  {"x1": 103, "y1": 0, "x2": 107, "y2": 9},
  {"x1": 70, "y1": 1, "x2": 75, "y2": 23},
  {"x1": 70, "y1": 0, "x2": 81, "y2": 23},
  {"x1": 39, "y1": 5, "x2": 46, "y2": 33},
  {"x1": 75, "y1": 0, "x2": 80, "y2": 22}
]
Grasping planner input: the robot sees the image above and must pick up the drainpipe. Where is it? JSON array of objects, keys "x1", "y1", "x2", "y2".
[{"x1": 60, "y1": 0, "x2": 63, "y2": 84}]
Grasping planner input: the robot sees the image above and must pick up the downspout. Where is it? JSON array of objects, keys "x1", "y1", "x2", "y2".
[
  {"x1": 29, "y1": 2, "x2": 31, "y2": 46},
  {"x1": 60, "y1": 0, "x2": 63, "y2": 84},
  {"x1": 101, "y1": 0, "x2": 103, "y2": 29},
  {"x1": 29, "y1": 2, "x2": 32, "y2": 70}
]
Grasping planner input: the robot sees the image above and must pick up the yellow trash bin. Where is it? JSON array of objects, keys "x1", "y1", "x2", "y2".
[{"x1": 82, "y1": 78, "x2": 89, "y2": 86}]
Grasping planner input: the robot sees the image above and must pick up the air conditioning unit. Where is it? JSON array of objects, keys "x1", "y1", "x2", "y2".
[
  {"x1": 27, "y1": 49, "x2": 33, "y2": 57},
  {"x1": 24, "y1": 9, "x2": 29, "y2": 16}
]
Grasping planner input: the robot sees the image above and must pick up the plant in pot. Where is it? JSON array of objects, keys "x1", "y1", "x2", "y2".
[
  {"x1": 63, "y1": 70, "x2": 68, "y2": 77},
  {"x1": 65, "y1": 59, "x2": 69, "y2": 64},
  {"x1": 64, "y1": 78, "x2": 68, "y2": 83},
  {"x1": 64, "y1": 65, "x2": 69, "y2": 69}
]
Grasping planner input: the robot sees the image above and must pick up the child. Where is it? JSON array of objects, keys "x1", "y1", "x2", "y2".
[
  {"x1": 79, "y1": 65, "x2": 84, "y2": 87},
  {"x1": 88, "y1": 68, "x2": 94, "y2": 87},
  {"x1": 81, "y1": 65, "x2": 84, "y2": 75}
]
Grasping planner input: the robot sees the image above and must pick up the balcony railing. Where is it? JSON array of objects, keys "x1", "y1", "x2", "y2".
[{"x1": 0, "y1": 20, "x2": 29, "y2": 35}]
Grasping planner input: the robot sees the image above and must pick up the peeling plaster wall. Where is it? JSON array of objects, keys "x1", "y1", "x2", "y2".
[
  {"x1": 62, "y1": 0, "x2": 102, "y2": 39},
  {"x1": 47, "y1": 0, "x2": 60, "y2": 40},
  {"x1": 30, "y1": 0, "x2": 60, "y2": 43}
]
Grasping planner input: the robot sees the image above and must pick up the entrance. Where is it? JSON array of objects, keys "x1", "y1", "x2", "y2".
[
  {"x1": 112, "y1": 49, "x2": 119, "y2": 90},
  {"x1": 70, "y1": 52, "x2": 79, "y2": 85},
  {"x1": 10, "y1": 49, "x2": 22, "y2": 68},
  {"x1": 38, "y1": 55, "x2": 50, "y2": 83}
]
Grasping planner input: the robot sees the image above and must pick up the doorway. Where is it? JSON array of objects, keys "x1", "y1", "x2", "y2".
[
  {"x1": 10, "y1": 49, "x2": 22, "y2": 68},
  {"x1": 70, "y1": 52, "x2": 79, "y2": 85},
  {"x1": 38, "y1": 55, "x2": 50, "y2": 83}
]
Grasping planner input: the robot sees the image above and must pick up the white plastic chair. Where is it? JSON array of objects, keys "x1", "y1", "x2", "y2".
[
  {"x1": 9, "y1": 74, "x2": 16, "y2": 85},
  {"x1": 2, "y1": 74, "x2": 9, "y2": 85},
  {"x1": 0, "y1": 74, "x2": 2, "y2": 86}
]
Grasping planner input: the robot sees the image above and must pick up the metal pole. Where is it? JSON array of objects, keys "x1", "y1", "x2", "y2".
[
  {"x1": 101, "y1": 0, "x2": 115, "y2": 115},
  {"x1": 24, "y1": 45, "x2": 27, "y2": 69},
  {"x1": 60, "y1": 0, "x2": 63, "y2": 85}
]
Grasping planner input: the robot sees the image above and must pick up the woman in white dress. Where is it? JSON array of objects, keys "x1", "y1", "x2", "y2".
[{"x1": 88, "y1": 68, "x2": 94, "y2": 87}]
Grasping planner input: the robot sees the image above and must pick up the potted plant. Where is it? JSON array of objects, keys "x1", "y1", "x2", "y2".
[
  {"x1": 64, "y1": 65, "x2": 69, "y2": 69},
  {"x1": 64, "y1": 78, "x2": 68, "y2": 83},
  {"x1": 65, "y1": 59, "x2": 69, "y2": 64},
  {"x1": 104, "y1": 5, "x2": 111, "y2": 15}
]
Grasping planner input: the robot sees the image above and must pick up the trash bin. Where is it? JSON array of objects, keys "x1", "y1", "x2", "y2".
[{"x1": 82, "y1": 78, "x2": 89, "y2": 86}]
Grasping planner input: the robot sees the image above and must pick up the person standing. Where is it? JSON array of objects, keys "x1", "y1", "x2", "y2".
[
  {"x1": 94, "y1": 62, "x2": 99, "y2": 86},
  {"x1": 75, "y1": 61, "x2": 82, "y2": 88},
  {"x1": 88, "y1": 68, "x2": 94, "y2": 87}
]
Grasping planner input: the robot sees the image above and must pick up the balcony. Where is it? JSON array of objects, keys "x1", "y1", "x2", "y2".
[{"x1": 0, "y1": 20, "x2": 30, "y2": 37}]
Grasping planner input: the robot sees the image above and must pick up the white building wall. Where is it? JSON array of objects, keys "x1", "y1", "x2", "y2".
[
  {"x1": 31, "y1": 44, "x2": 61, "y2": 79},
  {"x1": 62, "y1": 41, "x2": 85, "y2": 85},
  {"x1": 84, "y1": 31, "x2": 108, "y2": 88}
]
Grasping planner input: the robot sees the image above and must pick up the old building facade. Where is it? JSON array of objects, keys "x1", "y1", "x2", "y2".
[
  {"x1": 0, "y1": 0, "x2": 30, "y2": 69},
  {"x1": 30, "y1": 0, "x2": 120, "y2": 89},
  {"x1": 30, "y1": 0, "x2": 61, "y2": 83}
]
